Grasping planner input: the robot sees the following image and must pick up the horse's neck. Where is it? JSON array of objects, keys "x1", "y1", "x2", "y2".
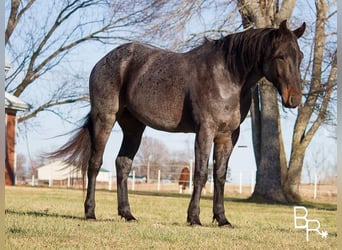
[
  {"x1": 228, "y1": 31, "x2": 270, "y2": 90},
  {"x1": 244, "y1": 71, "x2": 264, "y2": 90}
]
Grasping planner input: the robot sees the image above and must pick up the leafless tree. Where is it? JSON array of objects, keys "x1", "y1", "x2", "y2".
[
  {"x1": 5, "y1": 0, "x2": 182, "y2": 123},
  {"x1": 236, "y1": 0, "x2": 336, "y2": 202},
  {"x1": 6, "y1": 1, "x2": 336, "y2": 198},
  {"x1": 134, "y1": 136, "x2": 170, "y2": 181},
  {"x1": 15, "y1": 153, "x2": 27, "y2": 182},
  {"x1": 283, "y1": 0, "x2": 336, "y2": 200}
]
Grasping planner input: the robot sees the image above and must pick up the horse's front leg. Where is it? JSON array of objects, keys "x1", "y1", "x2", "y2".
[
  {"x1": 187, "y1": 127, "x2": 214, "y2": 226},
  {"x1": 212, "y1": 133, "x2": 234, "y2": 227}
]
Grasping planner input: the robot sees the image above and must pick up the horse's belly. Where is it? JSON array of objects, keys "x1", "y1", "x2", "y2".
[
  {"x1": 127, "y1": 96, "x2": 194, "y2": 132},
  {"x1": 125, "y1": 50, "x2": 195, "y2": 132},
  {"x1": 127, "y1": 87, "x2": 195, "y2": 133}
]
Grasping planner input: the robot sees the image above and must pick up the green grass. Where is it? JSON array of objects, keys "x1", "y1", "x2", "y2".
[{"x1": 5, "y1": 186, "x2": 337, "y2": 249}]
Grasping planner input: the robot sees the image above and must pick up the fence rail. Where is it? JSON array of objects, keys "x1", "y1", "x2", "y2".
[{"x1": 23, "y1": 169, "x2": 337, "y2": 201}]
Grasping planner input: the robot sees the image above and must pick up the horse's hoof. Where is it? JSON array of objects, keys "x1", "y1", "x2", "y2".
[
  {"x1": 187, "y1": 216, "x2": 202, "y2": 226},
  {"x1": 125, "y1": 216, "x2": 137, "y2": 222},
  {"x1": 85, "y1": 215, "x2": 96, "y2": 220},
  {"x1": 188, "y1": 221, "x2": 202, "y2": 227},
  {"x1": 219, "y1": 221, "x2": 234, "y2": 228},
  {"x1": 119, "y1": 212, "x2": 137, "y2": 222},
  {"x1": 213, "y1": 214, "x2": 233, "y2": 228}
]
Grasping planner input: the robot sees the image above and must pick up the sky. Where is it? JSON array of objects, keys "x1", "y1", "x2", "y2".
[{"x1": 8, "y1": 0, "x2": 337, "y2": 185}]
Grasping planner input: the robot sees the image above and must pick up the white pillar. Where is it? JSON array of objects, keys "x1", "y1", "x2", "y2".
[
  {"x1": 108, "y1": 172, "x2": 112, "y2": 191},
  {"x1": 314, "y1": 173, "x2": 317, "y2": 199},
  {"x1": 67, "y1": 175, "x2": 71, "y2": 188},
  {"x1": 239, "y1": 171, "x2": 242, "y2": 194},
  {"x1": 250, "y1": 171, "x2": 254, "y2": 193},
  {"x1": 147, "y1": 155, "x2": 152, "y2": 183},
  {"x1": 132, "y1": 170, "x2": 135, "y2": 191},
  {"x1": 157, "y1": 169, "x2": 161, "y2": 191},
  {"x1": 209, "y1": 168, "x2": 214, "y2": 194},
  {"x1": 31, "y1": 175, "x2": 35, "y2": 186}
]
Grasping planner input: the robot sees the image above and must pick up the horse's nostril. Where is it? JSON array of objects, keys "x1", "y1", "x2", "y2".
[
  {"x1": 288, "y1": 95, "x2": 301, "y2": 107},
  {"x1": 289, "y1": 96, "x2": 294, "y2": 106}
]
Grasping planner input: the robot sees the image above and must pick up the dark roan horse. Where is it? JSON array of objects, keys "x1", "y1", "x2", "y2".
[{"x1": 52, "y1": 20, "x2": 305, "y2": 227}]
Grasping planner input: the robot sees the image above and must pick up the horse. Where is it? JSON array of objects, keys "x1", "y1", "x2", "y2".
[
  {"x1": 51, "y1": 20, "x2": 305, "y2": 227},
  {"x1": 178, "y1": 167, "x2": 190, "y2": 193}
]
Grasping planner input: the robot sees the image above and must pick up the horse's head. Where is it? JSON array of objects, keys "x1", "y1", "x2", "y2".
[{"x1": 263, "y1": 20, "x2": 306, "y2": 108}]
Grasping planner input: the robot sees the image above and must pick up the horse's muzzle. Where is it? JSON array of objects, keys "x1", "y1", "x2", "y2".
[{"x1": 285, "y1": 94, "x2": 301, "y2": 108}]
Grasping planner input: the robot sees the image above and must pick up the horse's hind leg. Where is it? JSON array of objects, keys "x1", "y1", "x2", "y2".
[
  {"x1": 116, "y1": 111, "x2": 145, "y2": 221},
  {"x1": 85, "y1": 111, "x2": 116, "y2": 219}
]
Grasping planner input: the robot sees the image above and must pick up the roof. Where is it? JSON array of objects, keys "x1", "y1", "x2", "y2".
[{"x1": 5, "y1": 92, "x2": 30, "y2": 112}]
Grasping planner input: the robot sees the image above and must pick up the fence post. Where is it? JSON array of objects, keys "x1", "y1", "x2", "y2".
[
  {"x1": 49, "y1": 174, "x2": 52, "y2": 187},
  {"x1": 31, "y1": 175, "x2": 35, "y2": 186},
  {"x1": 210, "y1": 168, "x2": 214, "y2": 194},
  {"x1": 108, "y1": 172, "x2": 112, "y2": 191},
  {"x1": 239, "y1": 171, "x2": 242, "y2": 194},
  {"x1": 250, "y1": 171, "x2": 254, "y2": 194},
  {"x1": 157, "y1": 169, "x2": 161, "y2": 191},
  {"x1": 314, "y1": 173, "x2": 317, "y2": 199},
  {"x1": 67, "y1": 175, "x2": 71, "y2": 188},
  {"x1": 132, "y1": 170, "x2": 135, "y2": 191},
  {"x1": 189, "y1": 159, "x2": 193, "y2": 194}
]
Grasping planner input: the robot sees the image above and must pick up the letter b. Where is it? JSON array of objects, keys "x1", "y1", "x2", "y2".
[{"x1": 294, "y1": 206, "x2": 308, "y2": 229}]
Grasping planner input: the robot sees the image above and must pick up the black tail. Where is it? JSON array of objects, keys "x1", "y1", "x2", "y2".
[{"x1": 49, "y1": 114, "x2": 92, "y2": 178}]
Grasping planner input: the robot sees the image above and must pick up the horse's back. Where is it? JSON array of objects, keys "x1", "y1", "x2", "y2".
[
  {"x1": 121, "y1": 44, "x2": 196, "y2": 132},
  {"x1": 88, "y1": 42, "x2": 207, "y2": 133}
]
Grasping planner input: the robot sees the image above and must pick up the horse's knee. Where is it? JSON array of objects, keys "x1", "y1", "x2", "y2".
[
  {"x1": 116, "y1": 157, "x2": 132, "y2": 177},
  {"x1": 194, "y1": 170, "x2": 208, "y2": 187},
  {"x1": 88, "y1": 156, "x2": 103, "y2": 176},
  {"x1": 214, "y1": 168, "x2": 227, "y2": 185}
]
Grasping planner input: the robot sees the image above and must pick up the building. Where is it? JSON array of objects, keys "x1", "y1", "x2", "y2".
[
  {"x1": 5, "y1": 91, "x2": 30, "y2": 185},
  {"x1": 37, "y1": 161, "x2": 111, "y2": 186}
]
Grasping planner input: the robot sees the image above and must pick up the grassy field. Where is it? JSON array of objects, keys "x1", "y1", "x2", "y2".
[{"x1": 5, "y1": 186, "x2": 337, "y2": 249}]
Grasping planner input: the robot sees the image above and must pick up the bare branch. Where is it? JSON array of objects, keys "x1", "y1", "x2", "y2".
[
  {"x1": 18, "y1": 96, "x2": 89, "y2": 123},
  {"x1": 5, "y1": 0, "x2": 36, "y2": 44},
  {"x1": 274, "y1": 0, "x2": 297, "y2": 25}
]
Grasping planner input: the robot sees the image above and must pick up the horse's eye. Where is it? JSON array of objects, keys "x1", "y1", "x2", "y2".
[{"x1": 275, "y1": 55, "x2": 285, "y2": 60}]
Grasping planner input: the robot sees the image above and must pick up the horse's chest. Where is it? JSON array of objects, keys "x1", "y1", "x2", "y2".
[
  {"x1": 216, "y1": 104, "x2": 241, "y2": 133},
  {"x1": 209, "y1": 92, "x2": 241, "y2": 133}
]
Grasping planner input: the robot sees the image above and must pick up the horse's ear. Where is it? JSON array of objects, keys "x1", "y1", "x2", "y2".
[
  {"x1": 279, "y1": 20, "x2": 288, "y2": 32},
  {"x1": 293, "y1": 22, "x2": 306, "y2": 38}
]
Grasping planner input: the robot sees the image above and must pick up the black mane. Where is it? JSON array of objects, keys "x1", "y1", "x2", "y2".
[{"x1": 213, "y1": 28, "x2": 278, "y2": 80}]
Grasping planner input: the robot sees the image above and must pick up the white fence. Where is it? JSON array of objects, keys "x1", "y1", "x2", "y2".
[{"x1": 26, "y1": 168, "x2": 336, "y2": 200}]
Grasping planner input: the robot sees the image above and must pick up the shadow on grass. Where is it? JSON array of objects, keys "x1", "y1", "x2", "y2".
[
  {"x1": 125, "y1": 190, "x2": 337, "y2": 211},
  {"x1": 5, "y1": 208, "x2": 85, "y2": 221},
  {"x1": 5, "y1": 208, "x2": 126, "y2": 223}
]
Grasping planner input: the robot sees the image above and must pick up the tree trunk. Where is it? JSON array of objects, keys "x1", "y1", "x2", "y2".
[
  {"x1": 283, "y1": 145, "x2": 305, "y2": 201},
  {"x1": 279, "y1": 114, "x2": 288, "y2": 187},
  {"x1": 238, "y1": 0, "x2": 296, "y2": 203},
  {"x1": 282, "y1": 0, "x2": 336, "y2": 202},
  {"x1": 249, "y1": 80, "x2": 287, "y2": 203}
]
